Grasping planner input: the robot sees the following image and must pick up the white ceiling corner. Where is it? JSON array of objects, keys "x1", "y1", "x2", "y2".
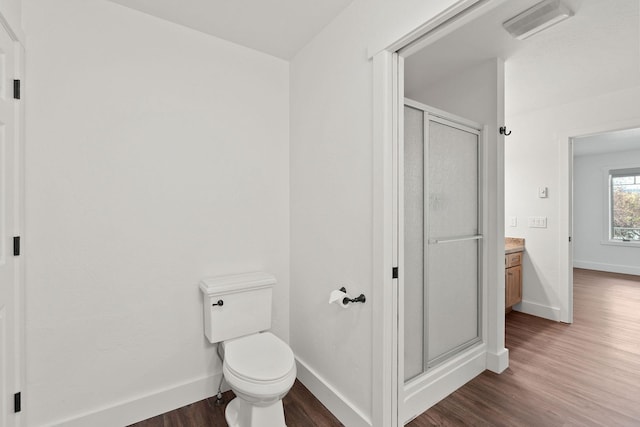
[
  {"x1": 106, "y1": 0, "x2": 355, "y2": 60},
  {"x1": 404, "y1": 0, "x2": 640, "y2": 117}
]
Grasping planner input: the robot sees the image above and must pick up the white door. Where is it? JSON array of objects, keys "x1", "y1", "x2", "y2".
[{"x1": 0, "y1": 21, "x2": 19, "y2": 427}]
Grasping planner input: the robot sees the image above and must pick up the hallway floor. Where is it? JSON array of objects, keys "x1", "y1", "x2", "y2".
[
  {"x1": 131, "y1": 268, "x2": 640, "y2": 426},
  {"x1": 410, "y1": 268, "x2": 640, "y2": 426}
]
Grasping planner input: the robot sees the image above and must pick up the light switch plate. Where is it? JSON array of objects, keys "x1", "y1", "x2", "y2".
[
  {"x1": 528, "y1": 216, "x2": 547, "y2": 228},
  {"x1": 538, "y1": 186, "x2": 548, "y2": 198}
]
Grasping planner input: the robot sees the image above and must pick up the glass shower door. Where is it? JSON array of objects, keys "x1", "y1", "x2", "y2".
[
  {"x1": 403, "y1": 103, "x2": 482, "y2": 382},
  {"x1": 425, "y1": 117, "x2": 481, "y2": 367}
]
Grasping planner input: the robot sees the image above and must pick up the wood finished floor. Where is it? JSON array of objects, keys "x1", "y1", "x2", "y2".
[
  {"x1": 410, "y1": 268, "x2": 640, "y2": 426},
  {"x1": 130, "y1": 268, "x2": 640, "y2": 426},
  {"x1": 128, "y1": 380, "x2": 342, "y2": 427}
]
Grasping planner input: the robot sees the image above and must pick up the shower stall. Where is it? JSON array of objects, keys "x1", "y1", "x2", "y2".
[{"x1": 398, "y1": 98, "x2": 488, "y2": 422}]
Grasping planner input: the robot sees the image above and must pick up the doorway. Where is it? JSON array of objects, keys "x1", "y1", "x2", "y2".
[
  {"x1": 372, "y1": 1, "x2": 512, "y2": 424},
  {"x1": 569, "y1": 126, "x2": 640, "y2": 279}
]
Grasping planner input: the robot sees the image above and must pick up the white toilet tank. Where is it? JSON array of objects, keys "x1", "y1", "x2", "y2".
[{"x1": 199, "y1": 272, "x2": 275, "y2": 343}]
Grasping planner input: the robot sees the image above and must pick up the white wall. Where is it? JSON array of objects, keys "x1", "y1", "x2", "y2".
[
  {"x1": 505, "y1": 86, "x2": 640, "y2": 320},
  {"x1": 22, "y1": 0, "x2": 289, "y2": 425},
  {"x1": 408, "y1": 59, "x2": 501, "y2": 126},
  {"x1": 573, "y1": 149, "x2": 640, "y2": 275},
  {"x1": 289, "y1": 0, "x2": 481, "y2": 425}
]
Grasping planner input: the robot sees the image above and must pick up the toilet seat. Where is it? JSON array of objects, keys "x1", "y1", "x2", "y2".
[
  {"x1": 223, "y1": 332, "x2": 296, "y2": 407},
  {"x1": 224, "y1": 332, "x2": 295, "y2": 383}
]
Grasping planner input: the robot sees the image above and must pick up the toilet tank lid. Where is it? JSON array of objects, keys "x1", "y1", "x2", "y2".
[{"x1": 199, "y1": 272, "x2": 276, "y2": 295}]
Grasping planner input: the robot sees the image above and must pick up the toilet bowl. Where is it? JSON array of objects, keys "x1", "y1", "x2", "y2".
[
  {"x1": 222, "y1": 332, "x2": 296, "y2": 427},
  {"x1": 200, "y1": 272, "x2": 296, "y2": 427}
]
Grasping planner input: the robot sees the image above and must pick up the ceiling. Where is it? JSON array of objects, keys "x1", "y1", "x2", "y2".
[
  {"x1": 106, "y1": 0, "x2": 639, "y2": 112},
  {"x1": 404, "y1": 0, "x2": 536, "y2": 96},
  {"x1": 107, "y1": 0, "x2": 355, "y2": 59},
  {"x1": 573, "y1": 127, "x2": 640, "y2": 157},
  {"x1": 405, "y1": 0, "x2": 640, "y2": 116}
]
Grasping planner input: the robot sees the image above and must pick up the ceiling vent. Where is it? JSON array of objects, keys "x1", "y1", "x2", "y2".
[{"x1": 503, "y1": 0, "x2": 573, "y2": 40}]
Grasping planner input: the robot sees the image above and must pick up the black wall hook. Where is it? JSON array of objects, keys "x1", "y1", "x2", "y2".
[{"x1": 499, "y1": 126, "x2": 512, "y2": 136}]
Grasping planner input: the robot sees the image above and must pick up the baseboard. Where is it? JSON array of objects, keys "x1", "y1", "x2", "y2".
[
  {"x1": 516, "y1": 299, "x2": 561, "y2": 321},
  {"x1": 48, "y1": 374, "x2": 221, "y2": 427},
  {"x1": 486, "y1": 347, "x2": 509, "y2": 373},
  {"x1": 573, "y1": 260, "x2": 640, "y2": 276},
  {"x1": 295, "y1": 357, "x2": 372, "y2": 427}
]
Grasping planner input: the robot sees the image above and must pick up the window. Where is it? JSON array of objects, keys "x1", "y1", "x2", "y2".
[{"x1": 610, "y1": 168, "x2": 640, "y2": 242}]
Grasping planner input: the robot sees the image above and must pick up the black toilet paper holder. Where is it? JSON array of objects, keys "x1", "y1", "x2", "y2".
[{"x1": 339, "y1": 287, "x2": 366, "y2": 305}]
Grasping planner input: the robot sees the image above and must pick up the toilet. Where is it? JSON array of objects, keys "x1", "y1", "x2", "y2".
[{"x1": 200, "y1": 272, "x2": 296, "y2": 427}]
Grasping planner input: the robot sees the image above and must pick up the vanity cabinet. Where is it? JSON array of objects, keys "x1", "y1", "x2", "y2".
[{"x1": 505, "y1": 252, "x2": 522, "y2": 310}]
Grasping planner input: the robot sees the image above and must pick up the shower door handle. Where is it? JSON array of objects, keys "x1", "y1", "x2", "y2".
[{"x1": 428, "y1": 235, "x2": 483, "y2": 244}]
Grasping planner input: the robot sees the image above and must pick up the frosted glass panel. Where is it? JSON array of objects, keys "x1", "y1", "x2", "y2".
[
  {"x1": 403, "y1": 106, "x2": 424, "y2": 381},
  {"x1": 426, "y1": 120, "x2": 480, "y2": 365},
  {"x1": 428, "y1": 121, "x2": 478, "y2": 238},
  {"x1": 427, "y1": 239, "x2": 478, "y2": 363},
  {"x1": 402, "y1": 104, "x2": 481, "y2": 384}
]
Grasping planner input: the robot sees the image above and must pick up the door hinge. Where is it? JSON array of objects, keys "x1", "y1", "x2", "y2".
[
  {"x1": 392, "y1": 267, "x2": 399, "y2": 279},
  {"x1": 569, "y1": 236, "x2": 572, "y2": 242},
  {"x1": 13, "y1": 236, "x2": 20, "y2": 256},
  {"x1": 14, "y1": 392, "x2": 21, "y2": 413},
  {"x1": 13, "y1": 79, "x2": 20, "y2": 100}
]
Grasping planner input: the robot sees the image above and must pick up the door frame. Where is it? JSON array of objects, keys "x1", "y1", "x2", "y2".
[
  {"x1": 371, "y1": 1, "x2": 508, "y2": 425},
  {"x1": 0, "y1": 11, "x2": 25, "y2": 427},
  {"x1": 557, "y1": 119, "x2": 640, "y2": 324}
]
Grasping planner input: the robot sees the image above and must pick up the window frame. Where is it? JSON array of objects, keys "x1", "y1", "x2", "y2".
[{"x1": 603, "y1": 166, "x2": 640, "y2": 248}]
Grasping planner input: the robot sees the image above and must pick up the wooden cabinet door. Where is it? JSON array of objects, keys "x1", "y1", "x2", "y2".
[{"x1": 506, "y1": 265, "x2": 522, "y2": 308}]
